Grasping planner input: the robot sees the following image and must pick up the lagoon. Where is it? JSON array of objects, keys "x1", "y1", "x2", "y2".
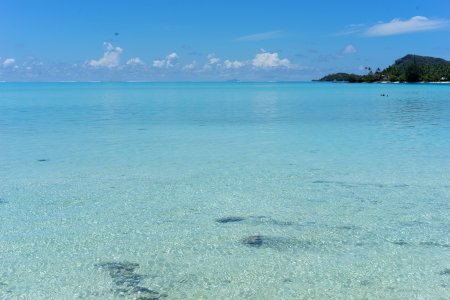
[{"x1": 0, "y1": 82, "x2": 449, "y2": 299}]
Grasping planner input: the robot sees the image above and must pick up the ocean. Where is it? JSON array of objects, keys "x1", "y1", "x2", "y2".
[{"x1": 1, "y1": 82, "x2": 449, "y2": 299}]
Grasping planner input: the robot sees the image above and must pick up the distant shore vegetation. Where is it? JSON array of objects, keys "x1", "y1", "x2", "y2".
[{"x1": 317, "y1": 54, "x2": 450, "y2": 83}]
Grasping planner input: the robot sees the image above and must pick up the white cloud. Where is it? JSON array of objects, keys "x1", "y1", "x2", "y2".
[
  {"x1": 183, "y1": 60, "x2": 197, "y2": 70},
  {"x1": 153, "y1": 52, "x2": 178, "y2": 68},
  {"x1": 252, "y1": 50, "x2": 292, "y2": 68},
  {"x1": 202, "y1": 54, "x2": 221, "y2": 70},
  {"x1": 237, "y1": 30, "x2": 283, "y2": 41},
  {"x1": 126, "y1": 57, "x2": 144, "y2": 65},
  {"x1": 207, "y1": 54, "x2": 220, "y2": 65},
  {"x1": 223, "y1": 59, "x2": 244, "y2": 69},
  {"x1": 88, "y1": 42, "x2": 123, "y2": 68},
  {"x1": 167, "y1": 52, "x2": 178, "y2": 61},
  {"x1": 342, "y1": 44, "x2": 357, "y2": 54},
  {"x1": 333, "y1": 24, "x2": 365, "y2": 36},
  {"x1": 2, "y1": 58, "x2": 16, "y2": 67},
  {"x1": 153, "y1": 59, "x2": 165, "y2": 68},
  {"x1": 366, "y1": 16, "x2": 450, "y2": 36}
]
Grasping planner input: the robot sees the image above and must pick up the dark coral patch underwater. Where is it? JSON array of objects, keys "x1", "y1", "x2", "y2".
[
  {"x1": 95, "y1": 261, "x2": 165, "y2": 299},
  {"x1": 242, "y1": 235, "x2": 313, "y2": 251},
  {"x1": 215, "y1": 216, "x2": 246, "y2": 223}
]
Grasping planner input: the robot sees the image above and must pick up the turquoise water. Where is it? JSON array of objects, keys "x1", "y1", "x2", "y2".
[{"x1": 0, "y1": 82, "x2": 449, "y2": 299}]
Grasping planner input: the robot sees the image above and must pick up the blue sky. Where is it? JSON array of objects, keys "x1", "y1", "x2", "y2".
[{"x1": 1, "y1": 0, "x2": 449, "y2": 81}]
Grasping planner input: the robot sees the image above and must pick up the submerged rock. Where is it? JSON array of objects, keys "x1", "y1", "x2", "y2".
[
  {"x1": 216, "y1": 216, "x2": 245, "y2": 223},
  {"x1": 249, "y1": 216, "x2": 294, "y2": 226},
  {"x1": 242, "y1": 235, "x2": 264, "y2": 247},
  {"x1": 392, "y1": 240, "x2": 409, "y2": 246},
  {"x1": 335, "y1": 225, "x2": 356, "y2": 230},
  {"x1": 215, "y1": 215, "x2": 294, "y2": 226},
  {"x1": 420, "y1": 241, "x2": 450, "y2": 248},
  {"x1": 95, "y1": 261, "x2": 164, "y2": 299},
  {"x1": 439, "y1": 268, "x2": 450, "y2": 275},
  {"x1": 242, "y1": 235, "x2": 313, "y2": 251}
]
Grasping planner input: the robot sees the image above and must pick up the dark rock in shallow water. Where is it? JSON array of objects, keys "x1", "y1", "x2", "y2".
[
  {"x1": 439, "y1": 268, "x2": 450, "y2": 275},
  {"x1": 335, "y1": 225, "x2": 356, "y2": 230},
  {"x1": 420, "y1": 241, "x2": 450, "y2": 248},
  {"x1": 249, "y1": 216, "x2": 294, "y2": 226},
  {"x1": 95, "y1": 261, "x2": 164, "y2": 299},
  {"x1": 242, "y1": 235, "x2": 314, "y2": 251},
  {"x1": 136, "y1": 295, "x2": 161, "y2": 300},
  {"x1": 243, "y1": 235, "x2": 264, "y2": 247},
  {"x1": 269, "y1": 220, "x2": 294, "y2": 226},
  {"x1": 97, "y1": 262, "x2": 139, "y2": 277},
  {"x1": 392, "y1": 240, "x2": 409, "y2": 246},
  {"x1": 216, "y1": 216, "x2": 245, "y2": 223},
  {"x1": 96, "y1": 262, "x2": 141, "y2": 288},
  {"x1": 216, "y1": 215, "x2": 294, "y2": 226}
]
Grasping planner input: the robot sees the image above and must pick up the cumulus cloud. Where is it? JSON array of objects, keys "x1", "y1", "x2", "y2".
[
  {"x1": 2, "y1": 58, "x2": 16, "y2": 67},
  {"x1": 252, "y1": 50, "x2": 292, "y2": 68},
  {"x1": 152, "y1": 59, "x2": 165, "y2": 68},
  {"x1": 202, "y1": 54, "x2": 221, "y2": 70},
  {"x1": 153, "y1": 52, "x2": 178, "y2": 68},
  {"x1": 88, "y1": 42, "x2": 123, "y2": 68},
  {"x1": 236, "y1": 30, "x2": 283, "y2": 41},
  {"x1": 183, "y1": 60, "x2": 197, "y2": 70},
  {"x1": 366, "y1": 16, "x2": 450, "y2": 36},
  {"x1": 126, "y1": 57, "x2": 144, "y2": 65},
  {"x1": 342, "y1": 44, "x2": 357, "y2": 54},
  {"x1": 223, "y1": 59, "x2": 245, "y2": 69},
  {"x1": 207, "y1": 54, "x2": 220, "y2": 65},
  {"x1": 167, "y1": 52, "x2": 178, "y2": 61}
]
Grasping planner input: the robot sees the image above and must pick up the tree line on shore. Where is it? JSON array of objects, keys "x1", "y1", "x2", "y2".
[{"x1": 318, "y1": 54, "x2": 450, "y2": 83}]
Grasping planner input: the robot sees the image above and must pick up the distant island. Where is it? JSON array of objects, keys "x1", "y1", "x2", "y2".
[{"x1": 317, "y1": 54, "x2": 450, "y2": 83}]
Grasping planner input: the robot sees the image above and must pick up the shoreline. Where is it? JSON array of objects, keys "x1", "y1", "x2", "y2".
[{"x1": 317, "y1": 81, "x2": 450, "y2": 84}]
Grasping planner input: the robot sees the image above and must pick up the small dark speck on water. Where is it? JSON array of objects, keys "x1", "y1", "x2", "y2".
[{"x1": 37, "y1": 159, "x2": 49, "y2": 162}]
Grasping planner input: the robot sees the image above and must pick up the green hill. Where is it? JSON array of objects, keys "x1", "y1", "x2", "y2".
[
  {"x1": 393, "y1": 54, "x2": 448, "y2": 67},
  {"x1": 318, "y1": 54, "x2": 450, "y2": 83}
]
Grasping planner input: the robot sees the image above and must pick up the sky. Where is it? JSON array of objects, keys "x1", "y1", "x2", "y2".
[{"x1": 1, "y1": 0, "x2": 450, "y2": 81}]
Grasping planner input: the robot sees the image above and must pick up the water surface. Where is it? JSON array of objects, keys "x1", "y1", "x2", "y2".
[{"x1": 1, "y1": 82, "x2": 449, "y2": 299}]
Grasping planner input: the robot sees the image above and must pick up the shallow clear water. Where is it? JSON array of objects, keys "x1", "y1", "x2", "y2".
[{"x1": 0, "y1": 82, "x2": 449, "y2": 299}]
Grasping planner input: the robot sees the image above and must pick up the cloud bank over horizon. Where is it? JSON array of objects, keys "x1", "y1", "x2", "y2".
[{"x1": 0, "y1": 43, "x2": 317, "y2": 81}]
